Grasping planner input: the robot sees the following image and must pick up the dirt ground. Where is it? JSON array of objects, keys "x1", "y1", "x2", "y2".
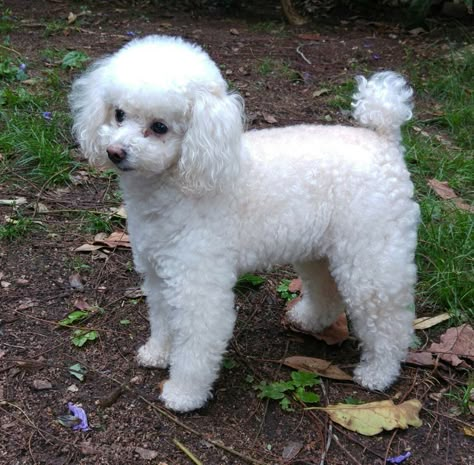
[{"x1": 1, "y1": 1, "x2": 473, "y2": 464}]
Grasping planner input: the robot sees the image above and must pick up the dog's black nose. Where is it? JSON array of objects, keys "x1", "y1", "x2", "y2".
[{"x1": 107, "y1": 145, "x2": 127, "y2": 164}]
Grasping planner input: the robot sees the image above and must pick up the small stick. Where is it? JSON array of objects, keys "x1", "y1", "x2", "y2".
[
  {"x1": 296, "y1": 44, "x2": 312, "y2": 65},
  {"x1": 173, "y1": 439, "x2": 204, "y2": 465}
]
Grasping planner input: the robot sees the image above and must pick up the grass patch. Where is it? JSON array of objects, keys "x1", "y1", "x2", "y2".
[
  {"x1": 0, "y1": 211, "x2": 38, "y2": 241},
  {"x1": 407, "y1": 51, "x2": 474, "y2": 323},
  {"x1": 0, "y1": 63, "x2": 78, "y2": 185},
  {"x1": 256, "y1": 58, "x2": 300, "y2": 82}
]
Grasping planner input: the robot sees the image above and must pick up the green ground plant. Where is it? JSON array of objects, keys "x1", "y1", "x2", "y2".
[
  {"x1": 406, "y1": 51, "x2": 474, "y2": 323},
  {"x1": 256, "y1": 371, "x2": 320, "y2": 411}
]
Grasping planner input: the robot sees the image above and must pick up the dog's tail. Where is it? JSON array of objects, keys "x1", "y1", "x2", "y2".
[{"x1": 352, "y1": 71, "x2": 413, "y2": 142}]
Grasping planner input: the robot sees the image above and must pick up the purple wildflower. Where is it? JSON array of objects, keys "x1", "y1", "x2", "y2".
[
  {"x1": 372, "y1": 54, "x2": 381, "y2": 60},
  {"x1": 42, "y1": 111, "x2": 52, "y2": 121},
  {"x1": 386, "y1": 451, "x2": 411, "y2": 464},
  {"x1": 68, "y1": 402, "x2": 90, "y2": 431},
  {"x1": 19, "y1": 63, "x2": 27, "y2": 71}
]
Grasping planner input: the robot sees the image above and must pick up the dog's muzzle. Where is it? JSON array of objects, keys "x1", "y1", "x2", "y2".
[{"x1": 107, "y1": 145, "x2": 127, "y2": 164}]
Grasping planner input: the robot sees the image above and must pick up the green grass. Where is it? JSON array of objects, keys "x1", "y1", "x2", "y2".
[
  {"x1": 406, "y1": 51, "x2": 474, "y2": 323},
  {"x1": 0, "y1": 69, "x2": 78, "y2": 185},
  {"x1": 257, "y1": 58, "x2": 300, "y2": 82},
  {"x1": 82, "y1": 211, "x2": 123, "y2": 235},
  {"x1": 0, "y1": 211, "x2": 38, "y2": 241}
]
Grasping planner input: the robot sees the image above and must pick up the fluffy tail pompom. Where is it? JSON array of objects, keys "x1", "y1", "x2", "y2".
[{"x1": 352, "y1": 71, "x2": 413, "y2": 141}]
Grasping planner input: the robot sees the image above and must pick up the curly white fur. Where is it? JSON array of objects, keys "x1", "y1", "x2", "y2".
[{"x1": 70, "y1": 35, "x2": 419, "y2": 413}]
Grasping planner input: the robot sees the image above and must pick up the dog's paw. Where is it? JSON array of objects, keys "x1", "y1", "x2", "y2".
[
  {"x1": 286, "y1": 299, "x2": 327, "y2": 333},
  {"x1": 137, "y1": 341, "x2": 169, "y2": 369},
  {"x1": 353, "y1": 362, "x2": 399, "y2": 391},
  {"x1": 159, "y1": 379, "x2": 211, "y2": 413}
]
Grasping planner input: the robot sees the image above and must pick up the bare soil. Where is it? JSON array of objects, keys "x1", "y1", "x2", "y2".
[{"x1": 1, "y1": 1, "x2": 473, "y2": 464}]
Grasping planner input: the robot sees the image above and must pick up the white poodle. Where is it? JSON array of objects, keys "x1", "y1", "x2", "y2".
[{"x1": 70, "y1": 35, "x2": 419, "y2": 412}]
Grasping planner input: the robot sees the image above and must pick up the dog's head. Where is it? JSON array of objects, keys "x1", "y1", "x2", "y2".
[{"x1": 70, "y1": 35, "x2": 244, "y2": 193}]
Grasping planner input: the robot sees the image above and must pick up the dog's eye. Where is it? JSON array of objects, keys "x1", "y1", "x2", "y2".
[
  {"x1": 115, "y1": 109, "x2": 125, "y2": 123},
  {"x1": 150, "y1": 121, "x2": 168, "y2": 135}
]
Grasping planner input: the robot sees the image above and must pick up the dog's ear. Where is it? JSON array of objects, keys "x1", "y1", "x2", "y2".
[
  {"x1": 179, "y1": 90, "x2": 244, "y2": 193},
  {"x1": 69, "y1": 58, "x2": 111, "y2": 165}
]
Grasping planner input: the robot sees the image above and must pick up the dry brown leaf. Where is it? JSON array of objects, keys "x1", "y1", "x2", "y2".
[
  {"x1": 94, "y1": 231, "x2": 131, "y2": 248},
  {"x1": 413, "y1": 313, "x2": 450, "y2": 330},
  {"x1": 75, "y1": 231, "x2": 131, "y2": 252},
  {"x1": 405, "y1": 351, "x2": 434, "y2": 367},
  {"x1": 263, "y1": 113, "x2": 278, "y2": 124},
  {"x1": 73, "y1": 297, "x2": 92, "y2": 311},
  {"x1": 283, "y1": 355, "x2": 352, "y2": 381},
  {"x1": 428, "y1": 324, "x2": 474, "y2": 368},
  {"x1": 427, "y1": 179, "x2": 474, "y2": 212}
]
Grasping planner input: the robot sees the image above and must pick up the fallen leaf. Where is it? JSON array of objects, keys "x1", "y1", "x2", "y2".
[
  {"x1": 283, "y1": 356, "x2": 352, "y2": 381},
  {"x1": 315, "y1": 399, "x2": 423, "y2": 436},
  {"x1": 69, "y1": 273, "x2": 84, "y2": 290},
  {"x1": 73, "y1": 297, "x2": 92, "y2": 311},
  {"x1": 427, "y1": 179, "x2": 474, "y2": 212},
  {"x1": 75, "y1": 231, "x2": 131, "y2": 252},
  {"x1": 229, "y1": 28, "x2": 239, "y2": 35},
  {"x1": 428, "y1": 324, "x2": 474, "y2": 368},
  {"x1": 405, "y1": 351, "x2": 434, "y2": 366},
  {"x1": 263, "y1": 113, "x2": 278, "y2": 124},
  {"x1": 135, "y1": 447, "x2": 159, "y2": 460},
  {"x1": 94, "y1": 231, "x2": 131, "y2": 248},
  {"x1": 413, "y1": 313, "x2": 450, "y2": 330},
  {"x1": 67, "y1": 12, "x2": 77, "y2": 24},
  {"x1": 463, "y1": 426, "x2": 474, "y2": 437},
  {"x1": 74, "y1": 244, "x2": 103, "y2": 253},
  {"x1": 409, "y1": 27, "x2": 427, "y2": 35},
  {"x1": 282, "y1": 441, "x2": 303, "y2": 460},
  {"x1": 110, "y1": 204, "x2": 127, "y2": 218},
  {"x1": 33, "y1": 379, "x2": 52, "y2": 390},
  {"x1": 288, "y1": 278, "x2": 302, "y2": 293},
  {"x1": 313, "y1": 88, "x2": 330, "y2": 98}
]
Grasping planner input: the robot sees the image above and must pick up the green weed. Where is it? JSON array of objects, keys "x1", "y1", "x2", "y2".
[
  {"x1": 82, "y1": 211, "x2": 122, "y2": 235},
  {"x1": 405, "y1": 52, "x2": 474, "y2": 323},
  {"x1": 0, "y1": 6, "x2": 13, "y2": 34},
  {"x1": 0, "y1": 213, "x2": 37, "y2": 241},
  {"x1": 61, "y1": 50, "x2": 89, "y2": 70},
  {"x1": 256, "y1": 371, "x2": 320, "y2": 411},
  {"x1": 277, "y1": 279, "x2": 299, "y2": 302}
]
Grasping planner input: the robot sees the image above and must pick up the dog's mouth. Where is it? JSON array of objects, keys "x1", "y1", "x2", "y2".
[{"x1": 114, "y1": 160, "x2": 134, "y2": 172}]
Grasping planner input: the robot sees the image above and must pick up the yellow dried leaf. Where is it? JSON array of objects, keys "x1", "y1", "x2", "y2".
[
  {"x1": 315, "y1": 399, "x2": 423, "y2": 436},
  {"x1": 463, "y1": 426, "x2": 474, "y2": 437}
]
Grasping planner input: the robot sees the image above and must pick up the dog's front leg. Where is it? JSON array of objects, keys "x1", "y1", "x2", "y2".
[
  {"x1": 159, "y1": 267, "x2": 237, "y2": 413},
  {"x1": 136, "y1": 271, "x2": 172, "y2": 369}
]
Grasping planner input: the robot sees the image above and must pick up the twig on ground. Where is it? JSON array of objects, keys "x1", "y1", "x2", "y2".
[
  {"x1": 173, "y1": 439, "x2": 204, "y2": 465},
  {"x1": 0, "y1": 43, "x2": 22, "y2": 55},
  {"x1": 296, "y1": 44, "x2": 312, "y2": 65}
]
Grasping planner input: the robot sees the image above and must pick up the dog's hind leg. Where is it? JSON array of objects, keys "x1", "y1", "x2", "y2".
[
  {"x1": 287, "y1": 258, "x2": 345, "y2": 333},
  {"x1": 329, "y1": 242, "x2": 416, "y2": 391},
  {"x1": 136, "y1": 272, "x2": 172, "y2": 369}
]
